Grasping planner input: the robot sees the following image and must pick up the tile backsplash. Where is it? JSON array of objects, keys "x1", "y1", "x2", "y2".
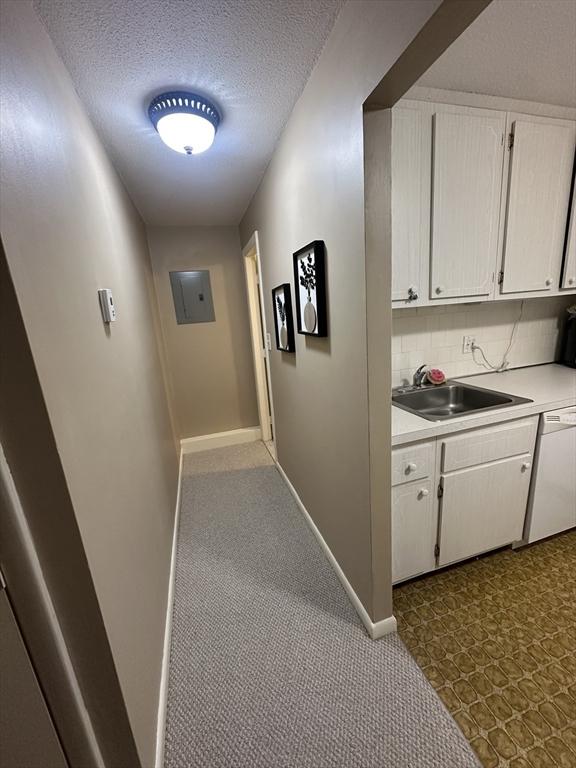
[{"x1": 392, "y1": 297, "x2": 573, "y2": 388}]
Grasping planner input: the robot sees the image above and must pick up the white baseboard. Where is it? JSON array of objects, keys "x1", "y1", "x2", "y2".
[
  {"x1": 274, "y1": 461, "x2": 397, "y2": 641},
  {"x1": 155, "y1": 449, "x2": 183, "y2": 768},
  {"x1": 180, "y1": 427, "x2": 261, "y2": 455}
]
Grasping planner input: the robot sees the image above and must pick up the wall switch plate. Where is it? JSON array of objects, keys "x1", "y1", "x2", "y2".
[
  {"x1": 98, "y1": 288, "x2": 116, "y2": 323},
  {"x1": 462, "y1": 335, "x2": 475, "y2": 354}
]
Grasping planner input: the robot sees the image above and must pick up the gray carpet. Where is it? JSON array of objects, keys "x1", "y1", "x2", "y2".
[{"x1": 164, "y1": 442, "x2": 480, "y2": 768}]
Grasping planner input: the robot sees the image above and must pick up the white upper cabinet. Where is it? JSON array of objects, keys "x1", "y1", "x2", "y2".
[
  {"x1": 389, "y1": 98, "x2": 576, "y2": 308},
  {"x1": 429, "y1": 106, "x2": 505, "y2": 300},
  {"x1": 499, "y1": 114, "x2": 576, "y2": 295},
  {"x1": 562, "y1": 193, "x2": 576, "y2": 290},
  {"x1": 391, "y1": 105, "x2": 431, "y2": 305}
]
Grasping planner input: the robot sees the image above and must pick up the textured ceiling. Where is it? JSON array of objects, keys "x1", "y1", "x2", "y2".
[
  {"x1": 418, "y1": 0, "x2": 576, "y2": 107},
  {"x1": 34, "y1": 0, "x2": 344, "y2": 225}
]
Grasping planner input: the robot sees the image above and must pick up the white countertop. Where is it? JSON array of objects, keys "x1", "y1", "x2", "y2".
[{"x1": 392, "y1": 364, "x2": 576, "y2": 447}]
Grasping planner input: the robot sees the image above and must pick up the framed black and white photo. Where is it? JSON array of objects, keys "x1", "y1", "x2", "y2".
[
  {"x1": 272, "y1": 283, "x2": 295, "y2": 352},
  {"x1": 292, "y1": 240, "x2": 327, "y2": 337}
]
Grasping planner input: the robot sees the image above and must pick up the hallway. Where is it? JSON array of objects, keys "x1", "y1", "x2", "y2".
[{"x1": 162, "y1": 442, "x2": 479, "y2": 767}]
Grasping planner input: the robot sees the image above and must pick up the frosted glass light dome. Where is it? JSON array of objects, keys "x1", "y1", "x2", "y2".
[{"x1": 148, "y1": 92, "x2": 220, "y2": 155}]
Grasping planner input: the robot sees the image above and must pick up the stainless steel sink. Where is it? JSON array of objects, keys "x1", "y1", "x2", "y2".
[{"x1": 392, "y1": 381, "x2": 532, "y2": 421}]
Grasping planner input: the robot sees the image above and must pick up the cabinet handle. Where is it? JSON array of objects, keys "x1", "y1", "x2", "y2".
[
  {"x1": 418, "y1": 488, "x2": 429, "y2": 498},
  {"x1": 521, "y1": 462, "x2": 532, "y2": 471},
  {"x1": 545, "y1": 278, "x2": 552, "y2": 287},
  {"x1": 405, "y1": 462, "x2": 417, "y2": 474},
  {"x1": 407, "y1": 286, "x2": 419, "y2": 302},
  {"x1": 435, "y1": 286, "x2": 444, "y2": 295},
  {"x1": 568, "y1": 277, "x2": 575, "y2": 286}
]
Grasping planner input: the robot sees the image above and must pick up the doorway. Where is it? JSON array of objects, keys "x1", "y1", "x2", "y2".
[{"x1": 242, "y1": 232, "x2": 276, "y2": 458}]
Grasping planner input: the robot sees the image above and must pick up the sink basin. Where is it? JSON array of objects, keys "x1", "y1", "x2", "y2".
[{"x1": 392, "y1": 381, "x2": 532, "y2": 421}]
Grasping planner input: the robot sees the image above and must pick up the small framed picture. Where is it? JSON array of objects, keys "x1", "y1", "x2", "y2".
[
  {"x1": 272, "y1": 283, "x2": 295, "y2": 352},
  {"x1": 292, "y1": 240, "x2": 327, "y2": 337}
]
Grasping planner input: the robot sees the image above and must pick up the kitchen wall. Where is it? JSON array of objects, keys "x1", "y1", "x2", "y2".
[
  {"x1": 147, "y1": 226, "x2": 259, "y2": 439},
  {"x1": 392, "y1": 297, "x2": 572, "y2": 387},
  {"x1": 240, "y1": 0, "x2": 442, "y2": 621},
  {"x1": 0, "y1": 2, "x2": 178, "y2": 765}
]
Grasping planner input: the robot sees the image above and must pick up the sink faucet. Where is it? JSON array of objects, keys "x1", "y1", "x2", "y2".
[{"x1": 413, "y1": 365, "x2": 428, "y2": 388}]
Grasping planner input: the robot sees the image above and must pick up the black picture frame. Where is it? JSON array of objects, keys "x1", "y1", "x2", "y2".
[
  {"x1": 272, "y1": 283, "x2": 295, "y2": 352},
  {"x1": 292, "y1": 240, "x2": 327, "y2": 337}
]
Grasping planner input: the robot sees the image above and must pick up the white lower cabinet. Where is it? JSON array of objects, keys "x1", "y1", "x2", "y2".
[
  {"x1": 437, "y1": 454, "x2": 532, "y2": 567},
  {"x1": 392, "y1": 478, "x2": 436, "y2": 584},
  {"x1": 391, "y1": 440, "x2": 436, "y2": 584},
  {"x1": 392, "y1": 416, "x2": 538, "y2": 581}
]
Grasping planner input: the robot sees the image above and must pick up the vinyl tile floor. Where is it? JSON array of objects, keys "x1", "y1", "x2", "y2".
[{"x1": 394, "y1": 531, "x2": 576, "y2": 768}]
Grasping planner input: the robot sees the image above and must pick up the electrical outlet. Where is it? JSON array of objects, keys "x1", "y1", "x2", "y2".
[{"x1": 462, "y1": 335, "x2": 476, "y2": 354}]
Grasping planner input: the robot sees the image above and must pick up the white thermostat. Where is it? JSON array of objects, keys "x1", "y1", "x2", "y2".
[{"x1": 98, "y1": 288, "x2": 116, "y2": 323}]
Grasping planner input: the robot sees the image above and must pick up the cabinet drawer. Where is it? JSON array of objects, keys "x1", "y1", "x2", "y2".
[
  {"x1": 440, "y1": 417, "x2": 538, "y2": 473},
  {"x1": 392, "y1": 442, "x2": 434, "y2": 486}
]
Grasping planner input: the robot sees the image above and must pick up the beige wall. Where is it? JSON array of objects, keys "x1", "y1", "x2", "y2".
[
  {"x1": 147, "y1": 226, "x2": 259, "y2": 439},
  {"x1": 0, "y1": 243, "x2": 140, "y2": 767},
  {"x1": 0, "y1": 3, "x2": 178, "y2": 765},
  {"x1": 240, "y1": 0, "x2": 442, "y2": 621}
]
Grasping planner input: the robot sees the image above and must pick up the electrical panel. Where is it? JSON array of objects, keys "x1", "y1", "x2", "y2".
[{"x1": 169, "y1": 270, "x2": 215, "y2": 324}]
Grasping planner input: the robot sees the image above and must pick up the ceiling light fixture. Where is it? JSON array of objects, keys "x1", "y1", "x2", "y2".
[{"x1": 148, "y1": 91, "x2": 221, "y2": 155}]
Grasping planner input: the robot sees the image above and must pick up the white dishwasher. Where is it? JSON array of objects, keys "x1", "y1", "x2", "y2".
[{"x1": 524, "y1": 406, "x2": 576, "y2": 543}]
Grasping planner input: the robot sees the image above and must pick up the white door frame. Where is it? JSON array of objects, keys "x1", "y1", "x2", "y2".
[{"x1": 242, "y1": 231, "x2": 275, "y2": 445}]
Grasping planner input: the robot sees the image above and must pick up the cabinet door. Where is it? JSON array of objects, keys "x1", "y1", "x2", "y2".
[
  {"x1": 391, "y1": 106, "x2": 431, "y2": 304},
  {"x1": 500, "y1": 114, "x2": 576, "y2": 294},
  {"x1": 562, "y1": 195, "x2": 576, "y2": 290},
  {"x1": 438, "y1": 454, "x2": 532, "y2": 567},
  {"x1": 392, "y1": 478, "x2": 436, "y2": 583},
  {"x1": 430, "y1": 107, "x2": 505, "y2": 300}
]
